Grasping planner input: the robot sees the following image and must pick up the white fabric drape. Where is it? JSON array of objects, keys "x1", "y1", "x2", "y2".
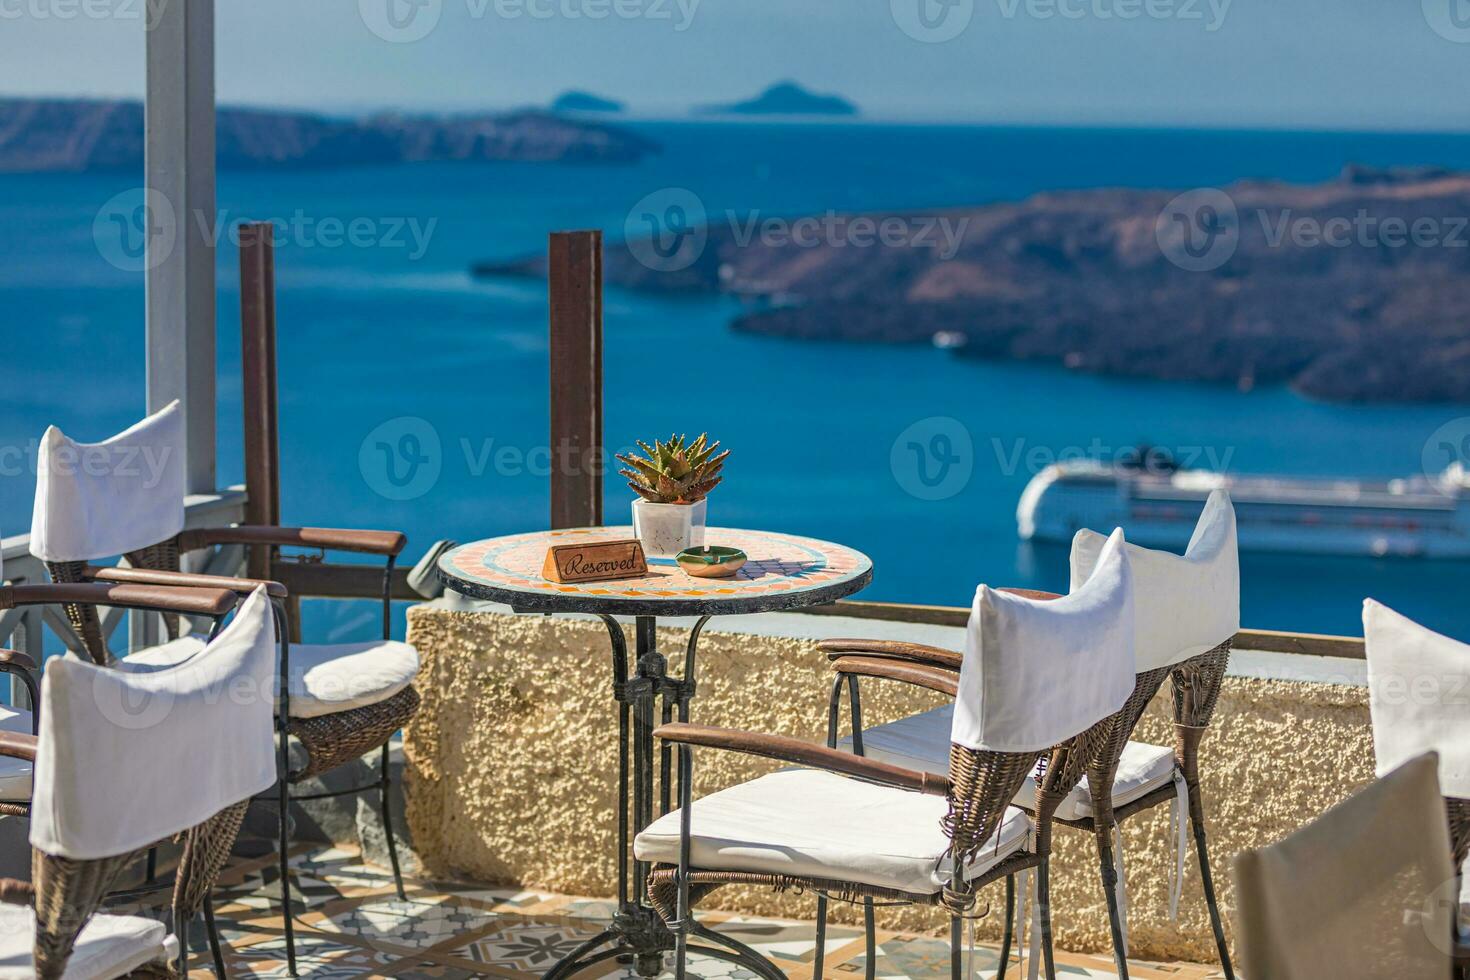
[
  {"x1": 29, "y1": 400, "x2": 186, "y2": 562},
  {"x1": 1365, "y1": 599, "x2": 1470, "y2": 797},
  {"x1": 951, "y1": 528, "x2": 1135, "y2": 754},
  {"x1": 29, "y1": 587, "x2": 278, "y2": 861},
  {"x1": 1069, "y1": 489, "x2": 1239, "y2": 673}
]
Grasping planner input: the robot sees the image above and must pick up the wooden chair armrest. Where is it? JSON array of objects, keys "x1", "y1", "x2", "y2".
[
  {"x1": 178, "y1": 524, "x2": 407, "y2": 557},
  {"x1": 1, "y1": 582, "x2": 236, "y2": 618},
  {"x1": 817, "y1": 639, "x2": 963, "y2": 671},
  {"x1": 829, "y1": 656, "x2": 959, "y2": 697},
  {"x1": 653, "y1": 722, "x2": 951, "y2": 796},
  {"x1": 0, "y1": 649, "x2": 37, "y2": 673},
  {"x1": 0, "y1": 731, "x2": 37, "y2": 763},
  {"x1": 85, "y1": 565, "x2": 287, "y2": 599},
  {"x1": 996, "y1": 587, "x2": 1063, "y2": 601},
  {"x1": 0, "y1": 877, "x2": 33, "y2": 907}
]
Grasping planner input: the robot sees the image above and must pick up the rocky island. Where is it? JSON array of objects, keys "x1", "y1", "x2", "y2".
[
  {"x1": 550, "y1": 91, "x2": 625, "y2": 114},
  {"x1": 0, "y1": 98, "x2": 658, "y2": 173},
  {"x1": 478, "y1": 165, "x2": 1470, "y2": 403},
  {"x1": 699, "y1": 82, "x2": 858, "y2": 117}
]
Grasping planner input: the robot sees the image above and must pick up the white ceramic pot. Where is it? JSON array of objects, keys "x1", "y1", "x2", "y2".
[{"x1": 631, "y1": 498, "x2": 707, "y2": 557}]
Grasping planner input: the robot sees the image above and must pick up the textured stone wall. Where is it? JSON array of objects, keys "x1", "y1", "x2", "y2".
[{"x1": 403, "y1": 606, "x2": 1375, "y2": 964}]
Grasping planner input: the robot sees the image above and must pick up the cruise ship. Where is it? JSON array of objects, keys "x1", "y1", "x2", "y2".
[{"x1": 1017, "y1": 459, "x2": 1470, "y2": 558}]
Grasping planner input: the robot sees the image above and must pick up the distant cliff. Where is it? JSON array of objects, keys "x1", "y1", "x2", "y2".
[
  {"x1": 0, "y1": 98, "x2": 659, "y2": 173},
  {"x1": 478, "y1": 165, "x2": 1470, "y2": 404},
  {"x1": 699, "y1": 82, "x2": 858, "y2": 117}
]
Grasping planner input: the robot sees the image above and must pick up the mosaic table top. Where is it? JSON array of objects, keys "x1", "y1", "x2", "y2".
[{"x1": 438, "y1": 526, "x2": 873, "y2": 616}]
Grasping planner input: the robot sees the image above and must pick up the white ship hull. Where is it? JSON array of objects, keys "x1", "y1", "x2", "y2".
[{"x1": 1017, "y1": 462, "x2": 1470, "y2": 558}]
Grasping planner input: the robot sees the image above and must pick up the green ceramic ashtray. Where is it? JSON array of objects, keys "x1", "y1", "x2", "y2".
[{"x1": 675, "y1": 546, "x2": 747, "y2": 578}]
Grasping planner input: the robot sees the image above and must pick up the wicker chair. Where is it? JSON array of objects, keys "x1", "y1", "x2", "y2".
[
  {"x1": 0, "y1": 548, "x2": 238, "y2": 824},
  {"x1": 1363, "y1": 598, "x2": 1470, "y2": 973},
  {"x1": 1232, "y1": 752, "x2": 1454, "y2": 980},
  {"x1": 823, "y1": 491, "x2": 1241, "y2": 980},
  {"x1": 29, "y1": 402, "x2": 421, "y2": 977},
  {"x1": 0, "y1": 585, "x2": 278, "y2": 980},
  {"x1": 634, "y1": 530, "x2": 1140, "y2": 980}
]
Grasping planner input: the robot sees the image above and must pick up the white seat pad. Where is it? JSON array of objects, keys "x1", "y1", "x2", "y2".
[
  {"x1": 276, "y1": 640, "x2": 420, "y2": 718},
  {"x1": 633, "y1": 767, "x2": 1032, "y2": 895},
  {"x1": 844, "y1": 704, "x2": 1176, "y2": 821},
  {"x1": 125, "y1": 636, "x2": 420, "y2": 719},
  {"x1": 0, "y1": 904, "x2": 174, "y2": 980},
  {"x1": 0, "y1": 704, "x2": 34, "y2": 802}
]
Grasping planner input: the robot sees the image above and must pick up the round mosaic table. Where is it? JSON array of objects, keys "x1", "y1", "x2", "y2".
[
  {"x1": 439, "y1": 525, "x2": 872, "y2": 617},
  {"x1": 437, "y1": 527, "x2": 873, "y2": 979}
]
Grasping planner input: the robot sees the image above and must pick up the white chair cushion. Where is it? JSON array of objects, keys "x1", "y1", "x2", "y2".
[
  {"x1": 124, "y1": 636, "x2": 420, "y2": 720},
  {"x1": 276, "y1": 640, "x2": 420, "y2": 719},
  {"x1": 1070, "y1": 489, "x2": 1239, "y2": 673},
  {"x1": 0, "y1": 704, "x2": 34, "y2": 802},
  {"x1": 30, "y1": 588, "x2": 278, "y2": 861},
  {"x1": 955, "y1": 528, "x2": 1135, "y2": 754},
  {"x1": 0, "y1": 904, "x2": 175, "y2": 980},
  {"x1": 633, "y1": 767, "x2": 1032, "y2": 896},
  {"x1": 29, "y1": 401, "x2": 187, "y2": 563},
  {"x1": 1365, "y1": 600, "x2": 1470, "y2": 797},
  {"x1": 842, "y1": 704, "x2": 1176, "y2": 821},
  {"x1": 1015, "y1": 741, "x2": 1176, "y2": 821}
]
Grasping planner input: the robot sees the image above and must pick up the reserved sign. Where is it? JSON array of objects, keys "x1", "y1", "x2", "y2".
[{"x1": 542, "y1": 539, "x2": 649, "y2": 584}]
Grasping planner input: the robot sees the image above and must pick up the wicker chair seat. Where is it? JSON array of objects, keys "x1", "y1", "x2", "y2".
[
  {"x1": 0, "y1": 904, "x2": 173, "y2": 979},
  {"x1": 0, "y1": 705, "x2": 32, "y2": 804},
  {"x1": 633, "y1": 767, "x2": 1033, "y2": 896},
  {"x1": 286, "y1": 684, "x2": 420, "y2": 782},
  {"x1": 123, "y1": 635, "x2": 419, "y2": 720},
  {"x1": 840, "y1": 704, "x2": 1177, "y2": 822}
]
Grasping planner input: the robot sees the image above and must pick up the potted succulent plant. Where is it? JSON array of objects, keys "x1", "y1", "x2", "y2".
[{"x1": 617, "y1": 434, "x2": 729, "y2": 557}]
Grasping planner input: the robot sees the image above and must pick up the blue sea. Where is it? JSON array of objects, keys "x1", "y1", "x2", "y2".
[{"x1": 5, "y1": 120, "x2": 1470, "y2": 641}]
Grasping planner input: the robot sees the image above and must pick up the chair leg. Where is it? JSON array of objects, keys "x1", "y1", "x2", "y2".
[
  {"x1": 813, "y1": 894, "x2": 828, "y2": 980},
  {"x1": 1179, "y1": 727, "x2": 1235, "y2": 980},
  {"x1": 1037, "y1": 858, "x2": 1056, "y2": 980},
  {"x1": 997, "y1": 874, "x2": 1015, "y2": 980},
  {"x1": 950, "y1": 914, "x2": 963, "y2": 980},
  {"x1": 177, "y1": 910, "x2": 191, "y2": 978},
  {"x1": 379, "y1": 741, "x2": 407, "y2": 901},
  {"x1": 277, "y1": 732, "x2": 298, "y2": 978},
  {"x1": 863, "y1": 898, "x2": 876, "y2": 980},
  {"x1": 674, "y1": 917, "x2": 690, "y2": 980},
  {"x1": 1094, "y1": 824, "x2": 1130, "y2": 980},
  {"x1": 205, "y1": 893, "x2": 228, "y2": 978},
  {"x1": 1191, "y1": 808, "x2": 1234, "y2": 980}
]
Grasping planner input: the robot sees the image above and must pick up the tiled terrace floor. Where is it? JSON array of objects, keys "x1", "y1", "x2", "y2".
[{"x1": 167, "y1": 845, "x2": 1223, "y2": 979}]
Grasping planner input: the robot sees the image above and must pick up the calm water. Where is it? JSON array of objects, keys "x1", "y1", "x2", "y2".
[{"x1": 5, "y1": 121, "x2": 1470, "y2": 640}]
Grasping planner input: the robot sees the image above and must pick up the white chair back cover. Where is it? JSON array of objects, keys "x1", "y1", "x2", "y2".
[
  {"x1": 1364, "y1": 599, "x2": 1470, "y2": 798},
  {"x1": 952, "y1": 528, "x2": 1135, "y2": 754},
  {"x1": 29, "y1": 400, "x2": 186, "y2": 562},
  {"x1": 1069, "y1": 489, "x2": 1239, "y2": 673},
  {"x1": 28, "y1": 587, "x2": 277, "y2": 861},
  {"x1": 1232, "y1": 753, "x2": 1452, "y2": 980}
]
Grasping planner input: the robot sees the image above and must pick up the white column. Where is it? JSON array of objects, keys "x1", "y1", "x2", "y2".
[{"x1": 145, "y1": 0, "x2": 216, "y2": 496}]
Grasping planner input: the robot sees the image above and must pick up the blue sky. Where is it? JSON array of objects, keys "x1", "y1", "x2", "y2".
[{"x1": 1, "y1": 0, "x2": 1467, "y2": 130}]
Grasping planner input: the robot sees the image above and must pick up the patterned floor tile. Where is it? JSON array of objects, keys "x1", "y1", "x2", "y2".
[
  {"x1": 705, "y1": 913, "x2": 864, "y2": 967},
  {"x1": 312, "y1": 895, "x2": 497, "y2": 951},
  {"x1": 222, "y1": 933, "x2": 398, "y2": 979},
  {"x1": 172, "y1": 843, "x2": 1221, "y2": 980},
  {"x1": 437, "y1": 918, "x2": 607, "y2": 971}
]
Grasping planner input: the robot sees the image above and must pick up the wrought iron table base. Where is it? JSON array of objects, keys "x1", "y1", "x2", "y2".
[{"x1": 542, "y1": 612, "x2": 777, "y2": 980}]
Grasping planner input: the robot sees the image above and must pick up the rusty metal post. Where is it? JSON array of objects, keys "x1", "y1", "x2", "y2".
[
  {"x1": 239, "y1": 222, "x2": 281, "y2": 581},
  {"x1": 548, "y1": 230, "x2": 604, "y2": 530}
]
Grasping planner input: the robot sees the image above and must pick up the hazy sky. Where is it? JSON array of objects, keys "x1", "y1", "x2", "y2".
[{"x1": 2, "y1": 0, "x2": 1467, "y2": 130}]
